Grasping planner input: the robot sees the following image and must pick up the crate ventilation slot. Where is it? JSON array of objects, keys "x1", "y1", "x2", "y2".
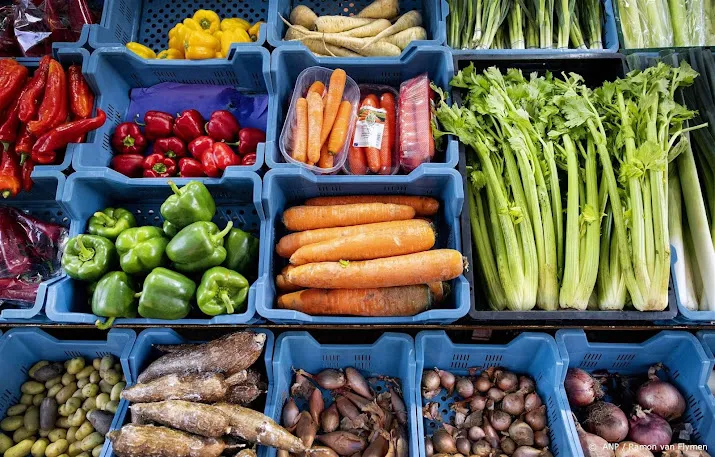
[
  {"x1": 322, "y1": 354, "x2": 340, "y2": 368},
  {"x1": 353, "y1": 354, "x2": 370, "y2": 369},
  {"x1": 450, "y1": 353, "x2": 470, "y2": 369}
]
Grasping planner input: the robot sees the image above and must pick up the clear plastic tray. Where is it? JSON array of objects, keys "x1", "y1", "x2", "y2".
[{"x1": 279, "y1": 66, "x2": 360, "y2": 174}]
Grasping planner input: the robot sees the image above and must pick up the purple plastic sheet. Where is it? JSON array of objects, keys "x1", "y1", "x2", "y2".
[{"x1": 126, "y1": 83, "x2": 268, "y2": 131}]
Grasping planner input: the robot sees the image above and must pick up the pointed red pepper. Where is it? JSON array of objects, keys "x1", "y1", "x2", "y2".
[
  {"x1": 112, "y1": 121, "x2": 147, "y2": 155},
  {"x1": 200, "y1": 142, "x2": 239, "y2": 177},
  {"x1": 0, "y1": 88, "x2": 26, "y2": 151},
  {"x1": 237, "y1": 127, "x2": 265, "y2": 155},
  {"x1": 111, "y1": 153, "x2": 144, "y2": 178},
  {"x1": 0, "y1": 146, "x2": 21, "y2": 197},
  {"x1": 143, "y1": 153, "x2": 177, "y2": 178},
  {"x1": 173, "y1": 109, "x2": 205, "y2": 143},
  {"x1": 138, "y1": 110, "x2": 174, "y2": 141},
  {"x1": 178, "y1": 157, "x2": 205, "y2": 177},
  {"x1": 206, "y1": 110, "x2": 240, "y2": 142},
  {"x1": 18, "y1": 55, "x2": 51, "y2": 123},
  {"x1": 32, "y1": 109, "x2": 107, "y2": 164},
  {"x1": 188, "y1": 135, "x2": 215, "y2": 161},
  {"x1": 154, "y1": 136, "x2": 186, "y2": 159},
  {"x1": 68, "y1": 64, "x2": 94, "y2": 120},
  {"x1": 0, "y1": 59, "x2": 29, "y2": 112}
]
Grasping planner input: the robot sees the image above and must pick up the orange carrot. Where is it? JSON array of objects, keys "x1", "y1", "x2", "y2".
[
  {"x1": 320, "y1": 69, "x2": 347, "y2": 147},
  {"x1": 285, "y1": 249, "x2": 465, "y2": 289},
  {"x1": 318, "y1": 142, "x2": 333, "y2": 169},
  {"x1": 276, "y1": 265, "x2": 301, "y2": 292},
  {"x1": 293, "y1": 97, "x2": 308, "y2": 163},
  {"x1": 306, "y1": 91, "x2": 323, "y2": 165},
  {"x1": 379, "y1": 92, "x2": 395, "y2": 174},
  {"x1": 276, "y1": 220, "x2": 428, "y2": 258},
  {"x1": 289, "y1": 219, "x2": 435, "y2": 265},
  {"x1": 282, "y1": 203, "x2": 415, "y2": 231},
  {"x1": 277, "y1": 285, "x2": 433, "y2": 316},
  {"x1": 428, "y1": 281, "x2": 448, "y2": 303},
  {"x1": 307, "y1": 81, "x2": 326, "y2": 97},
  {"x1": 327, "y1": 100, "x2": 352, "y2": 155},
  {"x1": 304, "y1": 195, "x2": 440, "y2": 216},
  {"x1": 347, "y1": 128, "x2": 367, "y2": 175},
  {"x1": 361, "y1": 94, "x2": 381, "y2": 173}
]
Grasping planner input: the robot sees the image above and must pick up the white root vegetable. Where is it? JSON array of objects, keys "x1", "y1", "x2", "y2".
[
  {"x1": 357, "y1": 0, "x2": 399, "y2": 19},
  {"x1": 280, "y1": 19, "x2": 400, "y2": 56},
  {"x1": 290, "y1": 5, "x2": 318, "y2": 30},
  {"x1": 314, "y1": 16, "x2": 375, "y2": 33},
  {"x1": 381, "y1": 27, "x2": 427, "y2": 49},
  {"x1": 338, "y1": 19, "x2": 391, "y2": 38},
  {"x1": 362, "y1": 11, "x2": 422, "y2": 48},
  {"x1": 301, "y1": 39, "x2": 361, "y2": 57}
]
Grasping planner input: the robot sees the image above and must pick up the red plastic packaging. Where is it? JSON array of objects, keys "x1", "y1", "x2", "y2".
[{"x1": 398, "y1": 73, "x2": 436, "y2": 172}]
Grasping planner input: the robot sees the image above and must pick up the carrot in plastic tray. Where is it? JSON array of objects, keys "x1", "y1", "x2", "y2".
[{"x1": 398, "y1": 73, "x2": 435, "y2": 172}]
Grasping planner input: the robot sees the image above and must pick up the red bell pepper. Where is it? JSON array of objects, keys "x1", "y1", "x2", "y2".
[
  {"x1": 173, "y1": 109, "x2": 204, "y2": 142},
  {"x1": 0, "y1": 146, "x2": 21, "y2": 198},
  {"x1": 178, "y1": 157, "x2": 205, "y2": 177},
  {"x1": 32, "y1": 109, "x2": 106, "y2": 164},
  {"x1": 18, "y1": 55, "x2": 51, "y2": 123},
  {"x1": 68, "y1": 64, "x2": 94, "y2": 119},
  {"x1": 188, "y1": 135, "x2": 215, "y2": 161},
  {"x1": 205, "y1": 110, "x2": 240, "y2": 142},
  {"x1": 138, "y1": 111, "x2": 174, "y2": 141},
  {"x1": 143, "y1": 153, "x2": 177, "y2": 178},
  {"x1": 154, "y1": 136, "x2": 186, "y2": 159},
  {"x1": 27, "y1": 60, "x2": 67, "y2": 137},
  {"x1": 111, "y1": 153, "x2": 144, "y2": 178},
  {"x1": 241, "y1": 153, "x2": 256, "y2": 166},
  {"x1": 237, "y1": 128, "x2": 265, "y2": 155},
  {"x1": 0, "y1": 59, "x2": 29, "y2": 112},
  {"x1": 112, "y1": 122, "x2": 147, "y2": 155},
  {"x1": 200, "y1": 142, "x2": 239, "y2": 177}
]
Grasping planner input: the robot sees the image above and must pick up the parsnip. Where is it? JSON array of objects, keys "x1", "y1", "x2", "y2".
[
  {"x1": 382, "y1": 27, "x2": 427, "y2": 49},
  {"x1": 357, "y1": 0, "x2": 399, "y2": 19},
  {"x1": 289, "y1": 5, "x2": 318, "y2": 29},
  {"x1": 362, "y1": 11, "x2": 422, "y2": 48},
  {"x1": 338, "y1": 19, "x2": 391, "y2": 38},
  {"x1": 314, "y1": 16, "x2": 375, "y2": 33}
]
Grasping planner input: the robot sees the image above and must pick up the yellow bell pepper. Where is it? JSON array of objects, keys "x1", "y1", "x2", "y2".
[
  {"x1": 220, "y1": 18, "x2": 250, "y2": 32},
  {"x1": 184, "y1": 29, "x2": 221, "y2": 60},
  {"x1": 215, "y1": 28, "x2": 251, "y2": 58},
  {"x1": 189, "y1": 9, "x2": 220, "y2": 34},
  {"x1": 126, "y1": 42, "x2": 156, "y2": 59},
  {"x1": 248, "y1": 21, "x2": 263, "y2": 42},
  {"x1": 168, "y1": 23, "x2": 188, "y2": 58},
  {"x1": 157, "y1": 49, "x2": 183, "y2": 59}
]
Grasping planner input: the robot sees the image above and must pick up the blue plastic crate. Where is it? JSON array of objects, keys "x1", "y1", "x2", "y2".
[
  {"x1": 448, "y1": 0, "x2": 618, "y2": 54},
  {"x1": 73, "y1": 46, "x2": 272, "y2": 174},
  {"x1": 88, "y1": 0, "x2": 267, "y2": 48},
  {"x1": 108, "y1": 328, "x2": 274, "y2": 457},
  {"x1": 265, "y1": 332, "x2": 417, "y2": 457},
  {"x1": 267, "y1": 0, "x2": 446, "y2": 53},
  {"x1": 556, "y1": 330, "x2": 715, "y2": 456},
  {"x1": 256, "y1": 167, "x2": 470, "y2": 324},
  {"x1": 267, "y1": 45, "x2": 459, "y2": 173},
  {"x1": 415, "y1": 331, "x2": 573, "y2": 457},
  {"x1": 44, "y1": 168, "x2": 264, "y2": 325},
  {"x1": 0, "y1": 328, "x2": 136, "y2": 457},
  {"x1": 0, "y1": 170, "x2": 74, "y2": 322},
  {"x1": 696, "y1": 331, "x2": 715, "y2": 410}
]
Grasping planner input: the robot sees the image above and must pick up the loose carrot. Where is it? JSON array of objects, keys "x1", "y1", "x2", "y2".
[
  {"x1": 277, "y1": 285, "x2": 432, "y2": 316},
  {"x1": 289, "y1": 220, "x2": 435, "y2": 265},
  {"x1": 318, "y1": 142, "x2": 333, "y2": 169},
  {"x1": 276, "y1": 220, "x2": 427, "y2": 258},
  {"x1": 304, "y1": 195, "x2": 440, "y2": 216},
  {"x1": 307, "y1": 81, "x2": 326, "y2": 97},
  {"x1": 361, "y1": 94, "x2": 381, "y2": 173},
  {"x1": 293, "y1": 97, "x2": 308, "y2": 163},
  {"x1": 320, "y1": 69, "x2": 346, "y2": 148},
  {"x1": 327, "y1": 100, "x2": 352, "y2": 155},
  {"x1": 306, "y1": 91, "x2": 323, "y2": 165},
  {"x1": 379, "y1": 92, "x2": 395, "y2": 174},
  {"x1": 282, "y1": 203, "x2": 415, "y2": 231},
  {"x1": 428, "y1": 281, "x2": 448, "y2": 303},
  {"x1": 276, "y1": 265, "x2": 302, "y2": 292},
  {"x1": 285, "y1": 249, "x2": 465, "y2": 289}
]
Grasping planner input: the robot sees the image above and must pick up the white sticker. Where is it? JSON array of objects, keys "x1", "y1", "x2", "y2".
[{"x1": 353, "y1": 106, "x2": 386, "y2": 149}]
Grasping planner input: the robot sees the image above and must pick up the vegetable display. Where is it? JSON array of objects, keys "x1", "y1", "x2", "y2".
[
  {"x1": 60, "y1": 180, "x2": 259, "y2": 326},
  {"x1": 281, "y1": 1, "x2": 427, "y2": 57},
  {"x1": 280, "y1": 367, "x2": 409, "y2": 457},
  {"x1": 125, "y1": 10, "x2": 262, "y2": 60},
  {"x1": 0, "y1": 355, "x2": 125, "y2": 457},
  {"x1": 422, "y1": 367, "x2": 550, "y2": 457},
  {"x1": 564, "y1": 364, "x2": 708, "y2": 457},
  {"x1": 111, "y1": 109, "x2": 263, "y2": 178},
  {"x1": 274, "y1": 194, "x2": 463, "y2": 316},
  {"x1": 437, "y1": 62, "x2": 701, "y2": 312},
  {"x1": 617, "y1": 0, "x2": 711, "y2": 48}
]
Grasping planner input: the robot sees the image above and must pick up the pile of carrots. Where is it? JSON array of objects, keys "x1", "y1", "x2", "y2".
[
  {"x1": 274, "y1": 195, "x2": 465, "y2": 317},
  {"x1": 292, "y1": 68, "x2": 352, "y2": 169}
]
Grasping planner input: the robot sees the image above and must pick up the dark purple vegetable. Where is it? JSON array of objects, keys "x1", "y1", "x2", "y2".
[
  {"x1": 628, "y1": 406, "x2": 672, "y2": 449},
  {"x1": 565, "y1": 368, "x2": 603, "y2": 408},
  {"x1": 584, "y1": 402, "x2": 628, "y2": 443},
  {"x1": 636, "y1": 364, "x2": 686, "y2": 421}
]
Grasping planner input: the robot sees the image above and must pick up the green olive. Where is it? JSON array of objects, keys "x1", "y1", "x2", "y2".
[
  {"x1": 32, "y1": 394, "x2": 45, "y2": 407},
  {"x1": 60, "y1": 374, "x2": 75, "y2": 388},
  {"x1": 109, "y1": 383, "x2": 125, "y2": 402},
  {"x1": 7, "y1": 405, "x2": 28, "y2": 417},
  {"x1": 24, "y1": 406, "x2": 40, "y2": 432},
  {"x1": 55, "y1": 384, "x2": 78, "y2": 405},
  {"x1": 65, "y1": 359, "x2": 85, "y2": 376},
  {"x1": 79, "y1": 433, "x2": 102, "y2": 452},
  {"x1": 0, "y1": 433, "x2": 13, "y2": 453},
  {"x1": 13, "y1": 426, "x2": 34, "y2": 443},
  {"x1": 31, "y1": 438, "x2": 49, "y2": 457},
  {"x1": 29, "y1": 362, "x2": 49, "y2": 379},
  {"x1": 48, "y1": 429, "x2": 66, "y2": 443},
  {"x1": 5, "y1": 439, "x2": 36, "y2": 457},
  {"x1": 45, "y1": 439, "x2": 68, "y2": 457},
  {"x1": 1, "y1": 416, "x2": 24, "y2": 432},
  {"x1": 72, "y1": 423, "x2": 92, "y2": 443},
  {"x1": 75, "y1": 368, "x2": 93, "y2": 381},
  {"x1": 21, "y1": 382, "x2": 45, "y2": 396}
]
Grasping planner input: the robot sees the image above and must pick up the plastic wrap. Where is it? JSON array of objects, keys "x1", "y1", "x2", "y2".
[
  {"x1": 343, "y1": 84, "x2": 399, "y2": 176},
  {"x1": 279, "y1": 66, "x2": 359, "y2": 174},
  {"x1": 398, "y1": 73, "x2": 435, "y2": 173},
  {"x1": 707, "y1": 0, "x2": 715, "y2": 45}
]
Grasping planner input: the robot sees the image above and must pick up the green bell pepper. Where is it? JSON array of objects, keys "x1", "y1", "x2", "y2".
[
  {"x1": 163, "y1": 220, "x2": 179, "y2": 238},
  {"x1": 223, "y1": 228, "x2": 259, "y2": 276},
  {"x1": 160, "y1": 180, "x2": 216, "y2": 230},
  {"x1": 62, "y1": 235, "x2": 116, "y2": 281},
  {"x1": 166, "y1": 221, "x2": 233, "y2": 273},
  {"x1": 116, "y1": 226, "x2": 169, "y2": 274},
  {"x1": 197, "y1": 266, "x2": 249, "y2": 316},
  {"x1": 92, "y1": 271, "x2": 138, "y2": 329},
  {"x1": 137, "y1": 267, "x2": 195, "y2": 320},
  {"x1": 87, "y1": 208, "x2": 137, "y2": 240}
]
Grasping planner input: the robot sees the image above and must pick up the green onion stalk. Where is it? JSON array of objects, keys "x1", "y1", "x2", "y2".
[
  {"x1": 508, "y1": 2, "x2": 525, "y2": 48},
  {"x1": 617, "y1": 0, "x2": 645, "y2": 48},
  {"x1": 569, "y1": 15, "x2": 587, "y2": 49},
  {"x1": 639, "y1": 0, "x2": 673, "y2": 47},
  {"x1": 478, "y1": 0, "x2": 511, "y2": 49},
  {"x1": 668, "y1": 0, "x2": 688, "y2": 45},
  {"x1": 535, "y1": 0, "x2": 554, "y2": 48},
  {"x1": 555, "y1": 0, "x2": 573, "y2": 49},
  {"x1": 470, "y1": 0, "x2": 484, "y2": 47},
  {"x1": 581, "y1": 0, "x2": 602, "y2": 49}
]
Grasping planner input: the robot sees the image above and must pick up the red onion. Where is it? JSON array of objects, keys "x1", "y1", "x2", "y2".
[
  {"x1": 424, "y1": 437, "x2": 434, "y2": 457},
  {"x1": 468, "y1": 426, "x2": 485, "y2": 442},
  {"x1": 456, "y1": 437, "x2": 471, "y2": 456},
  {"x1": 482, "y1": 417, "x2": 501, "y2": 449},
  {"x1": 524, "y1": 405, "x2": 547, "y2": 431},
  {"x1": 584, "y1": 402, "x2": 629, "y2": 443},
  {"x1": 487, "y1": 387, "x2": 505, "y2": 402},
  {"x1": 315, "y1": 369, "x2": 346, "y2": 390},
  {"x1": 637, "y1": 364, "x2": 686, "y2": 421},
  {"x1": 432, "y1": 429, "x2": 457, "y2": 454},
  {"x1": 345, "y1": 367, "x2": 372, "y2": 399},
  {"x1": 291, "y1": 371, "x2": 316, "y2": 399},
  {"x1": 565, "y1": 368, "x2": 603, "y2": 407},
  {"x1": 502, "y1": 389, "x2": 526, "y2": 416},
  {"x1": 519, "y1": 376, "x2": 536, "y2": 393},
  {"x1": 475, "y1": 373, "x2": 492, "y2": 393},
  {"x1": 576, "y1": 422, "x2": 614, "y2": 457},
  {"x1": 513, "y1": 447, "x2": 548, "y2": 457},
  {"x1": 614, "y1": 442, "x2": 654, "y2": 457},
  {"x1": 534, "y1": 428, "x2": 550, "y2": 448},
  {"x1": 438, "y1": 370, "x2": 455, "y2": 394},
  {"x1": 321, "y1": 403, "x2": 339, "y2": 433},
  {"x1": 282, "y1": 397, "x2": 299, "y2": 427},
  {"x1": 525, "y1": 392, "x2": 542, "y2": 412},
  {"x1": 456, "y1": 377, "x2": 474, "y2": 398},
  {"x1": 489, "y1": 410, "x2": 512, "y2": 432},
  {"x1": 316, "y1": 431, "x2": 366, "y2": 456},
  {"x1": 310, "y1": 387, "x2": 325, "y2": 424},
  {"x1": 335, "y1": 395, "x2": 359, "y2": 419},
  {"x1": 508, "y1": 420, "x2": 534, "y2": 447},
  {"x1": 471, "y1": 440, "x2": 492, "y2": 457},
  {"x1": 628, "y1": 406, "x2": 672, "y2": 449},
  {"x1": 500, "y1": 436, "x2": 517, "y2": 455},
  {"x1": 497, "y1": 371, "x2": 519, "y2": 392},
  {"x1": 470, "y1": 395, "x2": 487, "y2": 411},
  {"x1": 422, "y1": 370, "x2": 440, "y2": 391}
]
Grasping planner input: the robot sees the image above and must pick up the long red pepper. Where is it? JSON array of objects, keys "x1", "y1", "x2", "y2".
[
  {"x1": 0, "y1": 147, "x2": 21, "y2": 198},
  {"x1": 32, "y1": 109, "x2": 106, "y2": 163},
  {"x1": 18, "y1": 56, "x2": 51, "y2": 123},
  {"x1": 0, "y1": 60, "x2": 28, "y2": 112},
  {"x1": 27, "y1": 60, "x2": 67, "y2": 136},
  {"x1": 68, "y1": 64, "x2": 94, "y2": 119}
]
